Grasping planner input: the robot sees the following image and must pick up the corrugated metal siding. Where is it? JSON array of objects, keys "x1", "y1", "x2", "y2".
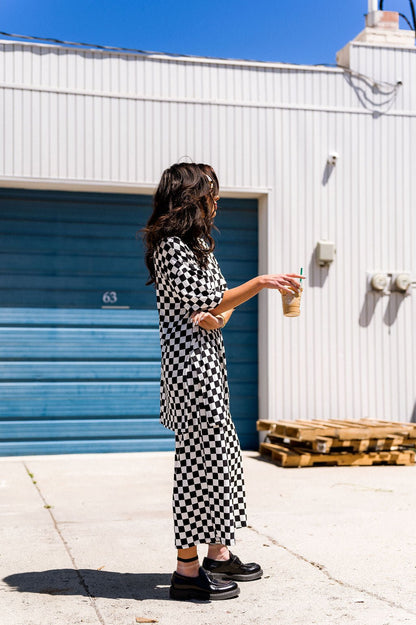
[
  {"x1": 270, "y1": 103, "x2": 416, "y2": 424},
  {"x1": 1, "y1": 38, "x2": 415, "y2": 427},
  {"x1": 0, "y1": 42, "x2": 354, "y2": 187}
]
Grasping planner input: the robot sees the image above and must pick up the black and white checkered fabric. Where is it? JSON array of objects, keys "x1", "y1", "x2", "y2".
[
  {"x1": 153, "y1": 236, "x2": 247, "y2": 548},
  {"x1": 173, "y1": 415, "x2": 246, "y2": 548}
]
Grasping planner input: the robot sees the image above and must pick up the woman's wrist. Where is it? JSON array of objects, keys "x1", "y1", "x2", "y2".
[
  {"x1": 256, "y1": 275, "x2": 267, "y2": 289},
  {"x1": 216, "y1": 313, "x2": 226, "y2": 328}
]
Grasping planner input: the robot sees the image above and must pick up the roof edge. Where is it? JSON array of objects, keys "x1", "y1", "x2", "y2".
[{"x1": 0, "y1": 37, "x2": 342, "y2": 73}]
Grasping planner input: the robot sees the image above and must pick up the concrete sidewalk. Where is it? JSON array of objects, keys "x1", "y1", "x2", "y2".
[{"x1": 0, "y1": 451, "x2": 415, "y2": 625}]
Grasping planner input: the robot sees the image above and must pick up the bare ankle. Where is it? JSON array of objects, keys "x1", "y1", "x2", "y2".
[
  {"x1": 207, "y1": 544, "x2": 230, "y2": 561},
  {"x1": 176, "y1": 547, "x2": 199, "y2": 577},
  {"x1": 176, "y1": 560, "x2": 199, "y2": 577}
]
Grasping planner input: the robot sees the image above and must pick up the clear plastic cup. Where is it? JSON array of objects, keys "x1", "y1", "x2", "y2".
[{"x1": 281, "y1": 288, "x2": 303, "y2": 317}]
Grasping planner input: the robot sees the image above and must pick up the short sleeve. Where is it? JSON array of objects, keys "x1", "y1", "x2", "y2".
[
  {"x1": 212, "y1": 255, "x2": 228, "y2": 292},
  {"x1": 154, "y1": 237, "x2": 225, "y2": 312}
]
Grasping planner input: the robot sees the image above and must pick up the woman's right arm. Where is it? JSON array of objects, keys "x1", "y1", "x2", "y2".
[{"x1": 210, "y1": 273, "x2": 303, "y2": 316}]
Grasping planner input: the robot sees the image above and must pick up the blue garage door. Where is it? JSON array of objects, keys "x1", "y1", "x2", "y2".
[{"x1": 0, "y1": 188, "x2": 258, "y2": 455}]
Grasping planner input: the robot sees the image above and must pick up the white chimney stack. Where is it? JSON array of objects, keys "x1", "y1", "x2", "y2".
[{"x1": 337, "y1": 2, "x2": 414, "y2": 67}]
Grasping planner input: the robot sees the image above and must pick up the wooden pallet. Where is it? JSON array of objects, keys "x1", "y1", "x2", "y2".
[
  {"x1": 260, "y1": 441, "x2": 415, "y2": 468},
  {"x1": 257, "y1": 418, "x2": 416, "y2": 442},
  {"x1": 268, "y1": 434, "x2": 409, "y2": 454}
]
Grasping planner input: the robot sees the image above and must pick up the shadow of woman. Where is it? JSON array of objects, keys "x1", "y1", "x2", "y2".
[{"x1": 3, "y1": 568, "x2": 172, "y2": 601}]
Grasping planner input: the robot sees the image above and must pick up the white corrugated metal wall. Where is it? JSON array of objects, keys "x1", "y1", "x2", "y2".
[{"x1": 0, "y1": 38, "x2": 415, "y2": 424}]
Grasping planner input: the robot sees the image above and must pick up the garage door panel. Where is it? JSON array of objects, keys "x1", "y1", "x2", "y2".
[
  {"x1": 222, "y1": 333, "x2": 256, "y2": 362},
  {"x1": 0, "y1": 328, "x2": 160, "y2": 359},
  {"x1": 2, "y1": 381, "x2": 257, "y2": 420},
  {"x1": 217, "y1": 260, "x2": 258, "y2": 281},
  {"x1": 1, "y1": 382, "x2": 160, "y2": 418},
  {"x1": 1, "y1": 418, "x2": 168, "y2": 440},
  {"x1": 0, "y1": 307, "x2": 159, "y2": 327},
  {"x1": 215, "y1": 242, "x2": 257, "y2": 257},
  {"x1": 224, "y1": 311, "x2": 256, "y2": 331},
  {"x1": 216, "y1": 200, "x2": 257, "y2": 226},
  {"x1": 0, "y1": 438, "x2": 175, "y2": 456},
  {"x1": 0, "y1": 233, "x2": 141, "y2": 256},
  {"x1": 231, "y1": 418, "x2": 261, "y2": 436},
  {"x1": 0, "y1": 287, "x2": 157, "y2": 310},
  {"x1": 0, "y1": 361, "x2": 161, "y2": 381},
  {"x1": 230, "y1": 396, "x2": 258, "y2": 420},
  {"x1": 226, "y1": 362, "x2": 257, "y2": 383},
  {"x1": 0, "y1": 273, "x2": 152, "y2": 292},
  {"x1": 1, "y1": 252, "x2": 148, "y2": 277},
  {"x1": 0, "y1": 217, "x2": 143, "y2": 239},
  {"x1": 0, "y1": 190, "x2": 152, "y2": 223}
]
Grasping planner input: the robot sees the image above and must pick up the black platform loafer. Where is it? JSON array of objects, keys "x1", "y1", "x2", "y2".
[
  {"x1": 169, "y1": 566, "x2": 240, "y2": 601},
  {"x1": 202, "y1": 551, "x2": 263, "y2": 582}
]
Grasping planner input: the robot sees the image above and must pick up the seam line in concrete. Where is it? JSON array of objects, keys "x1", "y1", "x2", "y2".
[
  {"x1": 23, "y1": 461, "x2": 106, "y2": 625},
  {"x1": 248, "y1": 524, "x2": 416, "y2": 617}
]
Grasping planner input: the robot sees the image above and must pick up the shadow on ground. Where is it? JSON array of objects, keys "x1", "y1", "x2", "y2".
[{"x1": 3, "y1": 569, "x2": 171, "y2": 601}]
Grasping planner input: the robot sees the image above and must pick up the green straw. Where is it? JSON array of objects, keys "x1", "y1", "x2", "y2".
[{"x1": 300, "y1": 267, "x2": 303, "y2": 283}]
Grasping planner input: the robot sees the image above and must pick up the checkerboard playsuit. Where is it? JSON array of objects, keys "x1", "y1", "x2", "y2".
[{"x1": 153, "y1": 236, "x2": 247, "y2": 548}]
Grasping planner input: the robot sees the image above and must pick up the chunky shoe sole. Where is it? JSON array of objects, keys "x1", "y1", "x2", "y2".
[
  {"x1": 169, "y1": 585, "x2": 240, "y2": 601},
  {"x1": 208, "y1": 568, "x2": 263, "y2": 582}
]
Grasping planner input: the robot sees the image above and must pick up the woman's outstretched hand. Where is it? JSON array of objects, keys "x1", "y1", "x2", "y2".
[
  {"x1": 191, "y1": 311, "x2": 222, "y2": 330},
  {"x1": 260, "y1": 273, "x2": 304, "y2": 294}
]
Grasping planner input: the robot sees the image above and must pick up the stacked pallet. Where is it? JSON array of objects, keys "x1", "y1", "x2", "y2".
[{"x1": 257, "y1": 419, "x2": 416, "y2": 468}]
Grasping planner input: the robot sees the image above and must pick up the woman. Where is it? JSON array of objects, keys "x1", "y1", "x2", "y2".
[{"x1": 144, "y1": 163, "x2": 302, "y2": 601}]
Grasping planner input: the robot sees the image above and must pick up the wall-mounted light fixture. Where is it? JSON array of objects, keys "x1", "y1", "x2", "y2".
[{"x1": 327, "y1": 152, "x2": 340, "y2": 166}]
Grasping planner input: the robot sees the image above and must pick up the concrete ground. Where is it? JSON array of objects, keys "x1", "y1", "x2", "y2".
[{"x1": 1, "y1": 451, "x2": 416, "y2": 625}]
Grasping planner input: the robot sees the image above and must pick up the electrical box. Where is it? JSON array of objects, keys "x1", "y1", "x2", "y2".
[{"x1": 316, "y1": 240, "x2": 336, "y2": 266}]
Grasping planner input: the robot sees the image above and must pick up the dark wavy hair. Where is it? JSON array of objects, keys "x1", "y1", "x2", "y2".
[{"x1": 143, "y1": 162, "x2": 219, "y2": 285}]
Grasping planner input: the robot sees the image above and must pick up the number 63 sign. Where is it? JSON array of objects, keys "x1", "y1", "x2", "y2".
[{"x1": 102, "y1": 291, "x2": 118, "y2": 304}]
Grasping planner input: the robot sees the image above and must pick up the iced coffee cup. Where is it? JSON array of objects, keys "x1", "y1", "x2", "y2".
[{"x1": 281, "y1": 288, "x2": 303, "y2": 317}]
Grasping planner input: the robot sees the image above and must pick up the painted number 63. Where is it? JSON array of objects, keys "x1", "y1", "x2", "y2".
[{"x1": 102, "y1": 291, "x2": 117, "y2": 304}]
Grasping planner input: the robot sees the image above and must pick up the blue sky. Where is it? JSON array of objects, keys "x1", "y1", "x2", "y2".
[{"x1": 1, "y1": 0, "x2": 414, "y2": 65}]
